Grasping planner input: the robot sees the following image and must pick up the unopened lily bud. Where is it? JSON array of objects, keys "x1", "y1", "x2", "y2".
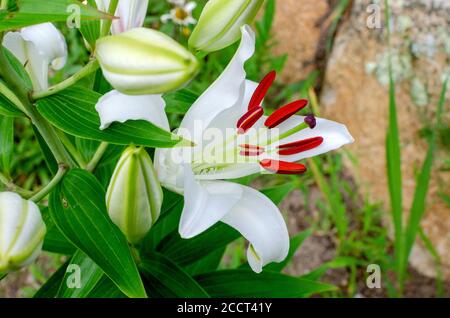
[
  {"x1": 189, "y1": 0, "x2": 264, "y2": 52},
  {"x1": 96, "y1": 28, "x2": 199, "y2": 95},
  {"x1": 0, "y1": 192, "x2": 46, "y2": 273},
  {"x1": 106, "y1": 146, "x2": 163, "y2": 244}
]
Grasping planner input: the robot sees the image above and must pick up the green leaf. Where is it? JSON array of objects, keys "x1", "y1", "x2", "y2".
[
  {"x1": 403, "y1": 77, "x2": 448, "y2": 269},
  {"x1": 164, "y1": 89, "x2": 199, "y2": 114},
  {"x1": 37, "y1": 87, "x2": 186, "y2": 148},
  {"x1": 34, "y1": 261, "x2": 70, "y2": 298},
  {"x1": 196, "y1": 270, "x2": 336, "y2": 298},
  {"x1": 300, "y1": 256, "x2": 359, "y2": 281},
  {"x1": 93, "y1": 144, "x2": 124, "y2": 189},
  {"x1": 79, "y1": 0, "x2": 101, "y2": 51},
  {"x1": 41, "y1": 207, "x2": 76, "y2": 255},
  {"x1": 0, "y1": 0, "x2": 112, "y2": 32},
  {"x1": 0, "y1": 88, "x2": 23, "y2": 117},
  {"x1": 56, "y1": 250, "x2": 103, "y2": 298},
  {"x1": 87, "y1": 275, "x2": 126, "y2": 298},
  {"x1": 139, "y1": 252, "x2": 209, "y2": 298},
  {"x1": 0, "y1": 116, "x2": 13, "y2": 174},
  {"x1": 49, "y1": 169, "x2": 147, "y2": 298},
  {"x1": 184, "y1": 247, "x2": 225, "y2": 276},
  {"x1": 384, "y1": 0, "x2": 404, "y2": 282}
]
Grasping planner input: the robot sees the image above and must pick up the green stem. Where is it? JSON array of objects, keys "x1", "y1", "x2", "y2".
[
  {"x1": 100, "y1": 0, "x2": 119, "y2": 37},
  {"x1": 30, "y1": 165, "x2": 67, "y2": 202},
  {"x1": 86, "y1": 142, "x2": 109, "y2": 172},
  {"x1": 56, "y1": 130, "x2": 87, "y2": 168},
  {"x1": 32, "y1": 59, "x2": 99, "y2": 100},
  {"x1": 0, "y1": 80, "x2": 28, "y2": 114},
  {"x1": 0, "y1": 172, "x2": 33, "y2": 197},
  {"x1": 0, "y1": 44, "x2": 75, "y2": 168}
]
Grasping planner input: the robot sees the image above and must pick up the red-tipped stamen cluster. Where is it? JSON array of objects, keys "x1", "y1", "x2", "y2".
[
  {"x1": 277, "y1": 137, "x2": 324, "y2": 155},
  {"x1": 260, "y1": 159, "x2": 307, "y2": 175},
  {"x1": 248, "y1": 71, "x2": 276, "y2": 110},
  {"x1": 234, "y1": 72, "x2": 323, "y2": 175},
  {"x1": 264, "y1": 100, "x2": 309, "y2": 128}
]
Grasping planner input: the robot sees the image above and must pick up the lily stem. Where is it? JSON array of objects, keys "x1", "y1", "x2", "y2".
[
  {"x1": 100, "y1": 0, "x2": 119, "y2": 37},
  {"x1": 0, "y1": 44, "x2": 75, "y2": 168},
  {"x1": 0, "y1": 172, "x2": 33, "y2": 197},
  {"x1": 86, "y1": 142, "x2": 109, "y2": 172},
  {"x1": 56, "y1": 130, "x2": 87, "y2": 168},
  {"x1": 32, "y1": 59, "x2": 99, "y2": 100},
  {"x1": 30, "y1": 164, "x2": 67, "y2": 202}
]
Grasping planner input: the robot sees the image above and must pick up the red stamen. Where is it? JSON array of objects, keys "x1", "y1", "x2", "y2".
[
  {"x1": 236, "y1": 107, "x2": 264, "y2": 134},
  {"x1": 239, "y1": 144, "x2": 264, "y2": 151},
  {"x1": 277, "y1": 137, "x2": 324, "y2": 155},
  {"x1": 248, "y1": 71, "x2": 276, "y2": 110},
  {"x1": 260, "y1": 159, "x2": 307, "y2": 175},
  {"x1": 264, "y1": 99, "x2": 309, "y2": 128},
  {"x1": 239, "y1": 144, "x2": 265, "y2": 156}
]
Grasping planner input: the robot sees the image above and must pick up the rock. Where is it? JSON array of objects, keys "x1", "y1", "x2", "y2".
[
  {"x1": 271, "y1": 0, "x2": 331, "y2": 82},
  {"x1": 318, "y1": 0, "x2": 450, "y2": 279}
]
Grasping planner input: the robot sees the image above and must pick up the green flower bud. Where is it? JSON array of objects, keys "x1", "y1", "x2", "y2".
[
  {"x1": 96, "y1": 27, "x2": 199, "y2": 95},
  {"x1": 106, "y1": 146, "x2": 163, "y2": 244},
  {"x1": 0, "y1": 192, "x2": 46, "y2": 273},
  {"x1": 189, "y1": 0, "x2": 264, "y2": 52}
]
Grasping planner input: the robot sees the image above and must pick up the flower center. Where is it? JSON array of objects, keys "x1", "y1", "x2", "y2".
[
  {"x1": 175, "y1": 7, "x2": 189, "y2": 20},
  {"x1": 191, "y1": 71, "x2": 324, "y2": 176}
]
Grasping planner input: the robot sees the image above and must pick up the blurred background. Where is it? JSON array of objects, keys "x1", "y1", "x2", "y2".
[{"x1": 0, "y1": 0, "x2": 449, "y2": 297}]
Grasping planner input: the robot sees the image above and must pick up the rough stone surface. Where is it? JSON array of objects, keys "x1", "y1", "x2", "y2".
[
  {"x1": 271, "y1": 0, "x2": 331, "y2": 82},
  {"x1": 318, "y1": 0, "x2": 450, "y2": 279}
]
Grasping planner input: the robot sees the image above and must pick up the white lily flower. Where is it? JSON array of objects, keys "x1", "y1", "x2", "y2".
[
  {"x1": 102, "y1": 25, "x2": 354, "y2": 273},
  {"x1": 161, "y1": 0, "x2": 197, "y2": 26},
  {"x1": 95, "y1": 90, "x2": 170, "y2": 131},
  {"x1": 2, "y1": 23, "x2": 67, "y2": 92},
  {"x1": 0, "y1": 192, "x2": 46, "y2": 272},
  {"x1": 95, "y1": 0, "x2": 149, "y2": 34}
]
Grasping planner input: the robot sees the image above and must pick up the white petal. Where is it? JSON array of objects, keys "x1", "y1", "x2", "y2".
[
  {"x1": 112, "y1": 0, "x2": 149, "y2": 34},
  {"x1": 161, "y1": 13, "x2": 172, "y2": 23},
  {"x1": 264, "y1": 116, "x2": 355, "y2": 162},
  {"x1": 179, "y1": 167, "x2": 243, "y2": 238},
  {"x1": 185, "y1": 1, "x2": 197, "y2": 12},
  {"x1": 178, "y1": 25, "x2": 255, "y2": 142},
  {"x1": 95, "y1": 90, "x2": 170, "y2": 130},
  {"x1": 20, "y1": 23, "x2": 67, "y2": 71},
  {"x1": 220, "y1": 184, "x2": 289, "y2": 273}
]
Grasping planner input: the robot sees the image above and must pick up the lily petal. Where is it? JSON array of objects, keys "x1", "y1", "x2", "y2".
[
  {"x1": 20, "y1": 23, "x2": 67, "y2": 71},
  {"x1": 265, "y1": 116, "x2": 355, "y2": 162},
  {"x1": 179, "y1": 167, "x2": 243, "y2": 238},
  {"x1": 2, "y1": 23, "x2": 67, "y2": 91},
  {"x1": 178, "y1": 25, "x2": 255, "y2": 142},
  {"x1": 220, "y1": 184, "x2": 289, "y2": 273},
  {"x1": 96, "y1": 0, "x2": 149, "y2": 34},
  {"x1": 95, "y1": 90, "x2": 170, "y2": 131}
]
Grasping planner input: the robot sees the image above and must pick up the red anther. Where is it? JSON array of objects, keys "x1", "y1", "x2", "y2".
[
  {"x1": 264, "y1": 99, "x2": 309, "y2": 128},
  {"x1": 239, "y1": 144, "x2": 264, "y2": 151},
  {"x1": 240, "y1": 150, "x2": 264, "y2": 156},
  {"x1": 278, "y1": 137, "x2": 324, "y2": 155},
  {"x1": 236, "y1": 107, "x2": 264, "y2": 134},
  {"x1": 259, "y1": 159, "x2": 307, "y2": 174},
  {"x1": 248, "y1": 71, "x2": 276, "y2": 110}
]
